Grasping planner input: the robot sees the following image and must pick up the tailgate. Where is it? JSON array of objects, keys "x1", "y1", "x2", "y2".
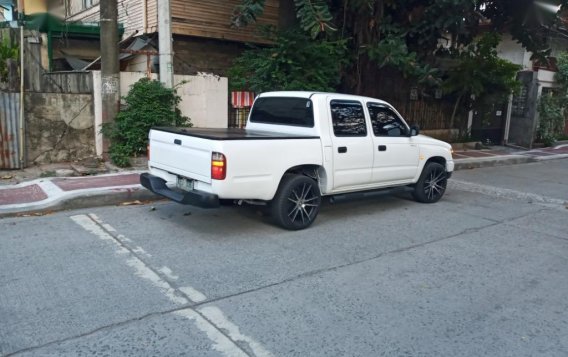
[{"x1": 149, "y1": 129, "x2": 213, "y2": 183}]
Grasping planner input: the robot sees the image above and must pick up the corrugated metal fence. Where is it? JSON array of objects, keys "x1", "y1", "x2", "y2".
[{"x1": 0, "y1": 92, "x2": 21, "y2": 169}]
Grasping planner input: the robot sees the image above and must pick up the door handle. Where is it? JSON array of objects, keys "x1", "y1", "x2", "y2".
[
  {"x1": 338, "y1": 146, "x2": 347, "y2": 154},
  {"x1": 174, "y1": 139, "x2": 182, "y2": 145},
  {"x1": 378, "y1": 145, "x2": 387, "y2": 151}
]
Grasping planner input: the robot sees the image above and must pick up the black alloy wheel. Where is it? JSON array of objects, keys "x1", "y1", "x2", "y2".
[{"x1": 412, "y1": 162, "x2": 448, "y2": 203}]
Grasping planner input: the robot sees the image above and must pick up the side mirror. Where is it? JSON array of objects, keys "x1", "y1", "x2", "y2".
[{"x1": 410, "y1": 124, "x2": 420, "y2": 137}]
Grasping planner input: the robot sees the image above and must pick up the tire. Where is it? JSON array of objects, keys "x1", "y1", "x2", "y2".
[
  {"x1": 412, "y1": 162, "x2": 448, "y2": 203},
  {"x1": 270, "y1": 174, "x2": 322, "y2": 230}
]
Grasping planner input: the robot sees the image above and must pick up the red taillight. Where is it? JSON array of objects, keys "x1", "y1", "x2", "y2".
[
  {"x1": 211, "y1": 152, "x2": 226, "y2": 180},
  {"x1": 147, "y1": 145, "x2": 150, "y2": 161}
]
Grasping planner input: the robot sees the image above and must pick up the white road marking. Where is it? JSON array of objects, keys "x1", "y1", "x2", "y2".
[
  {"x1": 70, "y1": 215, "x2": 128, "y2": 253},
  {"x1": 180, "y1": 286, "x2": 207, "y2": 303},
  {"x1": 200, "y1": 306, "x2": 275, "y2": 357},
  {"x1": 132, "y1": 246, "x2": 152, "y2": 258},
  {"x1": 38, "y1": 179, "x2": 64, "y2": 196},
  {"x1": 449, "y1": 179, "x2": 567, "y2": 207},
  {"x1": 174, "y1": 309, "x2": 248, "y2": 357},
  {"x1": 71, "y1": 213, "x2": 273, "y2": 357},
  {"x1": 125, "y1": 257, "x2": 188, "y2": 305},
  {"x1": 71, "y1": 214, "x2": 188, "y2": 305},
  {"x1": 159, "y1": 266, "x2": 179, "y2": 281}
]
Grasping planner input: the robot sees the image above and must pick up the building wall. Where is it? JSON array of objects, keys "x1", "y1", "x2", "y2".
[
  {"x1": 170, "y1": 0, "x2": 279, "y2": 44},
  {"x1": 23, "y1": 0, "x2": 46, "y2": 14},
  {"x1": 173, "y1": 36, "x2": 247, "y2": 76},
  {"x1": 66, "y1": 0, "x2": 279, "y2": 43},
  {"x1": 496, "y1": 34, "x2": 533, "y2": 70},
  {"x1": 66, "y1": 0, "x2": 145, "y2": 37}
]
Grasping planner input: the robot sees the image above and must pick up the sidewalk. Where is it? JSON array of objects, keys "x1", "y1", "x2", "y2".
[
  {"x1": 453, "y1": 144, "x2": 568, "y2": 170},
  {"x1": 1, "y1": 145, "x2": 567, "y2": 217}
]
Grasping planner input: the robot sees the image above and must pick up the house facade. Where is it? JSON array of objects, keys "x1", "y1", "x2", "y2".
[
  {"x1": 63, "y1": 0, "x2": 283, "y2": 76},
  {"x1": 496, "y1": 32, "x2": 568, "y2": 148}
]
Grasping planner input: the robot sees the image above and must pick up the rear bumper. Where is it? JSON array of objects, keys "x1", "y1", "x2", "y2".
[{"x1": 140, "y1": 173, "x2": 220, "y2": 208}]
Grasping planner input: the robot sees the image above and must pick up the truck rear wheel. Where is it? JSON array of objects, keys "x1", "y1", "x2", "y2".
[{"x1": 271, "y1": 174, "x2": 321, "y2": 230}]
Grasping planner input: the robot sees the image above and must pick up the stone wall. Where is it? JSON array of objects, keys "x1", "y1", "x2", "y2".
[{"x1": 25, "y1": 93, "x2": 95, "y2": 164}]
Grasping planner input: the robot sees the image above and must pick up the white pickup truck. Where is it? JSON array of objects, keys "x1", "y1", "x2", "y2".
[{"x1": 141, "y1": 91, "x2": 454, "y2": 230}]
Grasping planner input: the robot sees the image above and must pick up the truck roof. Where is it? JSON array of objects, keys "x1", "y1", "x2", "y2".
[{"x1": 258, "y1": 91, "x2": 390, "y2": 106}]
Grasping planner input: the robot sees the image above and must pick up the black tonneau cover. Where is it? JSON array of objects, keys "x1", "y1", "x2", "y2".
[{"x1": 153, "y1": 127, "x2": 319, "y2": 141}]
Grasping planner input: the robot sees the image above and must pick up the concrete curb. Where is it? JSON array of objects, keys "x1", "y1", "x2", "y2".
[
  {"x1": 0, "y1": 185, "x2": 161, "y2": 218},
  {"x1": 454, "y1": 153, "x2": 568, "y2": 170},
  {"x1": 0, "y1": 171, "x2": 162, "y2": 218},
  {"x1": 454, "y1": 155, "x2": 533, "y2": 170},
  {"x1": 533, "y1": 153, "x2": 568, "y2": 162}
]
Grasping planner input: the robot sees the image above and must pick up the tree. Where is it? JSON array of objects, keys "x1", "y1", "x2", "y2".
[
  {"x1": 230, "y1": 0, "x2": 563, "y2": 132},
  {"x1": 228, "y1": 29, "x2": 347, "y2": 92},
  {"x1": 536, "y1": 52, "x2": 568, "y2": 145},
  {"x1": 442, "y1": 33, "x2": 521, "y2": 129},
  {"x1": 231, "y1": 0, "x2": 567, "y2": 86}
]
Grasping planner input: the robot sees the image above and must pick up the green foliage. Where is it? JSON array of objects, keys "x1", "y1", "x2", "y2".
[
  {"x1": 537, "y1": 93, "x2": 565, "y2": 146},
  {"x1": 441, "y1": 33, "x2": 520, "y2": 130},
  {"x1": 536, "y1": 52, "x2": 568, "y2": 146},
  {"x1": 443, "y1": 33, "x2": 521, "y2": 98},
  {"x1": 101, "y1": 78, "x2": 191, "y2": 167},
  {"x1": 294, "y1": 0, "x2": 336, "y2": 38},
  {"x1": 0, "y1": 38, "x2": 18, "y2": 82},
  {"x1": 232, "y1": 0, "x2": 566, "y2": 71},
  {"x1": 366, "y1": 24, "x2": 442, "y2": 86},
  {"x1": 228, "y1": 29, "x2": 348, "y2": 92},
  {"x1": 232, "y1": 0, "x2": 266, "y2": 28},
  {"x1": 555, "y1": 52, "x2": 568, "y2": 87},
  {"x1": 482, "y1": 0, "x2": 568, "y2": 61}
]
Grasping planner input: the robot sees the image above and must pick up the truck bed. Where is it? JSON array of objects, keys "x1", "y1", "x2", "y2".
[{"x1": 153, "y1": 127, "x2": 319, "y2": 140}]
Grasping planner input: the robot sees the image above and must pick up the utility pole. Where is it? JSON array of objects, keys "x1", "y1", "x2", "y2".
[
  {"x1": 100, "y1": 0, "x2": 120, "y2": 158},
  {"x1": 17, "y1": 0, "x2": 25, "y2": 168},
  {"x1": 158, "y1": 0, "x2": 174, "y2": 88}
]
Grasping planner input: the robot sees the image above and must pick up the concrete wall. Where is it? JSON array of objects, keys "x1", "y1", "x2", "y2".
[
  {"x1": 93, "y1": 71, "x2": 228, "y2": 156},
  {"x1": 25, "y1": 93, "x2": 95, "y2": 164}
]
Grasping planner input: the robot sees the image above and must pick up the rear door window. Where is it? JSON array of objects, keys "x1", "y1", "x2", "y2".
[
  {"x1": 250, "y1": 97, "x2": 314, "y2": 127},
  {"x1": 330, "y1": 100, "x2": 367, "y2": 137}
]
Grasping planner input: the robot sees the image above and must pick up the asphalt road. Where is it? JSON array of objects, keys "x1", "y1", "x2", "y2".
[{"x1": 1, "y1": 159, "x2": 567, "y2": 357}]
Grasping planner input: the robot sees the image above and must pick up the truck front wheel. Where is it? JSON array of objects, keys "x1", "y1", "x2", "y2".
[
  {"x1": 412, "y1": 162, "x2": 448, "y2": 203},
  {"x1": 271, "y1": 174, "x2": 322, "y2": 230}
]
